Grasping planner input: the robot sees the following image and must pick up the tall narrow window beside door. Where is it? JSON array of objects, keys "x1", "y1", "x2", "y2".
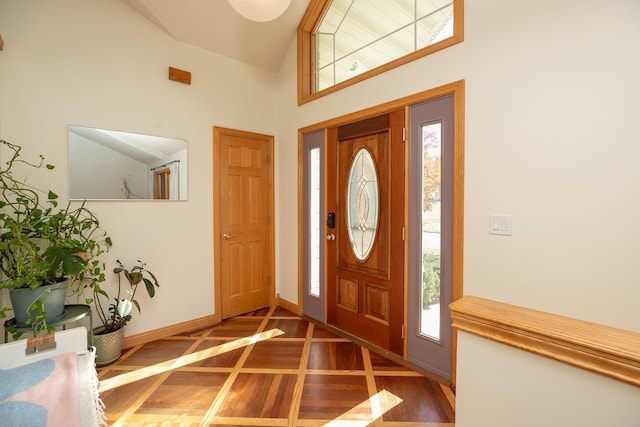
[
  {"x1": 302, "y1": 129, "x2": 326, "y2": 322},
  {"x1": 420, "y1": 122, "x2": 442, "y2": 341},
  {"x1": 309, "y1": 147, "x2": 321, "y2": 297},
  {"x1": 407, "y1": 92, "x2": 456, "y2": 379}
]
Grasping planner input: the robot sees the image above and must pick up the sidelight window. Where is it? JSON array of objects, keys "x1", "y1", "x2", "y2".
[
  {"x1": 420, "y1": 122, "x2": 442, "y2": 340},
  {"x1": 309, "y1": 147, "x2": 321, "y2": 297}
]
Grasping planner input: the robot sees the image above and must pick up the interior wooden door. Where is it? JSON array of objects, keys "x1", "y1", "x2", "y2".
[
  {"x1": 214, "y1": 127, "x2": 274, "y2": 319},
  {"x1": 326, "y1": 110, "x2": 405, "y2": 355},
  {"x1": 153, "y1": 168, "x2": 170, "y2": 199}
]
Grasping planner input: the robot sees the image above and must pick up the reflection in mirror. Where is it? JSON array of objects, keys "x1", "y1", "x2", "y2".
[{"x1": 68, "y1": 126, "x2": 187, "y2": 200}]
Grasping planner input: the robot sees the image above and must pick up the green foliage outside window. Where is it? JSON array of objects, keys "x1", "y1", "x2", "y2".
[{"x1": 422, "y1": 252, "x2": 440, "y2": 308}]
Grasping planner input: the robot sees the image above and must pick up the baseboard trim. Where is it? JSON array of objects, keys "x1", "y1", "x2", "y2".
[
  {"x1": 121, "y1": 298, "x2": 301, "y2": 349},
  {"x1": 122, "y1": 314, "x2": 219, "y2": 349}
]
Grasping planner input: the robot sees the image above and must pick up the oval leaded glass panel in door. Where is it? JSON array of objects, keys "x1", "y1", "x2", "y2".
[{"x1": 347, "y1": 148, "x2": 379, "y2": 260}]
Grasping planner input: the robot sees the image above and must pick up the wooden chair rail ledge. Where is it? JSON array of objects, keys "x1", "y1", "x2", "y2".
[{"x1": 450, "y1": 296, "x2": 640, "y2": 387}]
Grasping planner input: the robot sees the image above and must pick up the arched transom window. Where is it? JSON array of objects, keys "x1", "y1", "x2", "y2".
[{"x1": 297, "y1": 0, "x2": 463, "y2": 104}]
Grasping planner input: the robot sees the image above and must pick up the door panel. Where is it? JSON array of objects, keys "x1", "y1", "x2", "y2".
[
  {"x1": 214, "y1": 127, "x2": 273, "y2": 319},
  {"x1": 327, "y1": 110, "x2": 405, "y2": 355}
]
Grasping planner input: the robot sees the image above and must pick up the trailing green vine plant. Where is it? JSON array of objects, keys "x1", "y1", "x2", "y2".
[{"x1": 0, "y1": 139, "x2": 111, "y2": 337}]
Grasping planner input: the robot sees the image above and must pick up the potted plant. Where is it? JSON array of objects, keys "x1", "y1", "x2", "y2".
[
  {"x1": 92, "y1": 259, "x2": 159, "y2": 366},
  {"x1": 0, "y1": 139, "x2": 111, "y2": 338}
]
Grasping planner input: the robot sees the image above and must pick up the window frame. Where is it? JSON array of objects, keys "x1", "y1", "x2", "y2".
[{"x1": 297, "y1": 0, "x2": 464, "y2": 105}]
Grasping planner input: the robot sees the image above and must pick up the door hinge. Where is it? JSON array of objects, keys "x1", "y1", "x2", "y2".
[
  {"x1": 267, "y1": 216, "x2": 271, "y2": 225},
  {"x1": 402, "y1": 226, "x2": 405, "y2": 241},
  {"x1": 402, "y1": 127, "x2": 406, "y2": 142},
  {"x1": 267, "y1": 155, "x2": 271, "y2": 165},
  {"x1": 401, "y1": 324, "x2": 406, "y2": 339}
]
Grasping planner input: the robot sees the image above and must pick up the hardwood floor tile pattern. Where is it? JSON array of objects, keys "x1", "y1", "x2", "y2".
[{"x1": 98, "y1": 307, "x2": 455, "y2": 426}]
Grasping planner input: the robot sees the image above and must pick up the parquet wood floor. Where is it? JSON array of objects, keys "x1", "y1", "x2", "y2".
[{"x1": 98, "y1": 307, "x2": 455, "y2": 426}]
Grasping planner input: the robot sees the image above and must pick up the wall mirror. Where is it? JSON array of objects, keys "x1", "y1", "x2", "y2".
[{"x1": 68, "y1": 125, "x2": 187, "y2": 200}]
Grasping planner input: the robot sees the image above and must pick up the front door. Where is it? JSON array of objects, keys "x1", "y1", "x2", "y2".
[
  {"x1": 326, "y1": 110, "x2": 405, "y2": 355},
  {"x1": 213, "y1": 127, "x2": 274, "y2": 319}
]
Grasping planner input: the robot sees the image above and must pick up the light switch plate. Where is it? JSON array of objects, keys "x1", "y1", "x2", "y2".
[{"x1": 489, "y1": 214, "x2": 512, "y2": 235}]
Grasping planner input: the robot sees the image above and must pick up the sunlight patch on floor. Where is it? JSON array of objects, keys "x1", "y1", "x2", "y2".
[
  {"x1": 99, "y1": 328, "x2": 284, "y2": 392},
  {"x1": 322, "y1": 389, "x2": 403, "y2": 426}
]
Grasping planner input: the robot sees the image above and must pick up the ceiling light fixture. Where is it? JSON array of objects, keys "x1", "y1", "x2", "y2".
[{"x1": 227, "y1": 0, "x2": 292, "y2": 22}]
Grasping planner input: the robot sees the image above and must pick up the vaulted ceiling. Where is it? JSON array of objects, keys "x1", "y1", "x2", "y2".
[
  {"x1": 124, "y1": 0, "x2": 311, "y2": 72},
  {"x1": 123, "y1": 0, "x2": 452, "y2": 87}
]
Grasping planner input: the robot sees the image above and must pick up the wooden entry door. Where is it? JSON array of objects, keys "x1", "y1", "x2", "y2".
[
  {"x1": 213, "y1": 127, "x2": 274, "y2": 319},
  {"x1": 326, "y1": 110, "x2": 405, "y2": 355}
]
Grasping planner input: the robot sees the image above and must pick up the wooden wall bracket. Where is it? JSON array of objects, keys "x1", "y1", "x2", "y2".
[{"x1": 168, "y1": 66, "x2": 191, "y2": 85}]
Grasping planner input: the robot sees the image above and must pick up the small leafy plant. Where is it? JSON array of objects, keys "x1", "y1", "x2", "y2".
[{"x1": 93, "y1": 260, "x2": 159, "y2": 334}]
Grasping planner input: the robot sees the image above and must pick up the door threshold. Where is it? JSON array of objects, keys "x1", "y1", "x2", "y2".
[{"x1": 302, "y1": 314, "x2": 453, "y2": 388}]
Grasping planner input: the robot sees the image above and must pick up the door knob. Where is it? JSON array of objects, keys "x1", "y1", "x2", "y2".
[
  {"x1": 327, "y1": 234, "x2": 336, "y2": 241},
  {"x1": 223, "y1": 233, "x2": 235, "y2": 239}
]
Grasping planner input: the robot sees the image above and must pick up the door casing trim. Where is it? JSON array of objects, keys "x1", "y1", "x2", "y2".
[
  {"x1": 213, "y1": 126, "x2": 276, "y2": 320},
  {"x1": 297, "y1": 80, "x2": 465, "y2": 385}
]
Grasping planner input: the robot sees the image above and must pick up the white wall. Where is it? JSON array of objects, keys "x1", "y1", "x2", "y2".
[
  {"x1": 456, "y1": 332, "x2": 640, "y2": 427},
  {"x1": 0, "y1": 0, "x2": 278, "y2": 336},
  {"x1": 275, "y1": 0, "x2": 640, "y2": 425}
]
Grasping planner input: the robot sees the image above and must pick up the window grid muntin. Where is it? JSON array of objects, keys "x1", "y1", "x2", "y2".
[{"x1": 313, "y1": 0, "x2": 455, "y2": 92}]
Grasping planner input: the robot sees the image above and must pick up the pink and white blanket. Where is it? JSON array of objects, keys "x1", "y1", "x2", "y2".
[{"x1": 0, "y1": 350, "x2": 106, "y2": 427}]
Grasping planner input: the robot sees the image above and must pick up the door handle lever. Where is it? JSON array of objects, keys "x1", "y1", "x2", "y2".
[{"x1": 223, "y1": 233, "x2": 235, "y2": 239}]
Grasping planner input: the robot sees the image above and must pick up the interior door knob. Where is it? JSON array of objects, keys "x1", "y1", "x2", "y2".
[
  {"x1": 223, "y1": 233, "x2": 235, "y2": 239},
  {"x1": 327, "y1": 234, "x2": 336, "y2": 241}
]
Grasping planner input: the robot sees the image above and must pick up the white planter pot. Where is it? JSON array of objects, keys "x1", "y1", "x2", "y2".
[{"x1": 93, "y1": 327, "x2": 125, "y2": 366}]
